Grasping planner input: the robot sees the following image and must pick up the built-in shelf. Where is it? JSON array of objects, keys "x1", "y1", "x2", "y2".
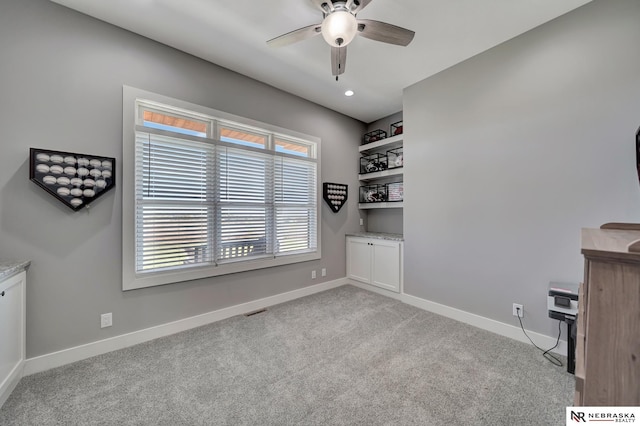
[
  {"x1": 359, "y1": 168, "x2": 403, "y2": 182},
  {"x1": 358, "y1": 202, "x2": 404, "y2": 209},
  {"x1": 358, "y1": 134, "x2": 403, "y2": 154},
  {"x1": 358, "y1": 132, "x2": 404, "y2": 210}
]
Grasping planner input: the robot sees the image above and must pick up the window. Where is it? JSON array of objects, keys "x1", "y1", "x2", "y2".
[{"x1": 122, "y1": 87, "x2": 320, "y2": 290}]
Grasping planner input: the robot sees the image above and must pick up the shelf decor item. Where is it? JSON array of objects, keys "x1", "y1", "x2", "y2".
[
  {"x1": 360, "y1": 153, "x2": 388, "y2": 174},
  {"x1": 323, "y1": 182, "x2": 348, "y2": 213},
  {"x1": 386, "y1": 147, "x2": 403, "y2": 169},
  {"x1": 359, "y1": 184, "x2": 388, "y2": 203},
  {"x1": 390, "y1": 120, "x2": 403, "y2": 136},
  {"x1": 387, "y1": 181, "x2": 404, "y2": 202},
  {"x1": 362, "y1": 129, "x2": 387, "y2": 145},
  {"x1": 29, "y1": 148, "x2": 116, "y2": 212}
]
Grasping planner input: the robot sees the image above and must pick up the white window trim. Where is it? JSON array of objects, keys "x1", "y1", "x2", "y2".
[{"x1": 122, "y1": 86, "x2": 321, "y2": 291}]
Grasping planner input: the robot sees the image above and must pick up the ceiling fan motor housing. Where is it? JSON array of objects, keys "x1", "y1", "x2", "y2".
[{"x1": 321, "y1": 5, "x2": 358, "y2": 47}]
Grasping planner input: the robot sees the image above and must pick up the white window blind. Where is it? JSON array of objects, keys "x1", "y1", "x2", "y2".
[
  {"x1": 136, "y1": 132, "x2": 215, "y2": 272},
  {"x1": 128, "y1": 97, "x2": 319, "y2": 286}
]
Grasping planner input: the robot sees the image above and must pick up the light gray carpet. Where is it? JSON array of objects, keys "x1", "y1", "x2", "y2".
[{"x1": 0, "y1": 285, "x2": 574, "y2": 425}]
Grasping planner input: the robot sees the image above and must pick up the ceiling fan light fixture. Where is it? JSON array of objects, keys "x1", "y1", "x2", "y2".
[{"x1": 321, "y1": 10, "x2": 358, "y2": 47}]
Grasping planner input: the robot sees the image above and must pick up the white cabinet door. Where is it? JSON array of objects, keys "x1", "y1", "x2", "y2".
[
  {"x1": 371, "y1": 240, "x2": 401, "y2": 292},
  {"x1": 347, "y1": 237, "x2": 402, "y2": 293},
  {"x1": 347, "y1": 237, "x2": 372, "y2": 283},
  {"x1": 0, "y1": 271, "x2": 26, "y2": 409}
]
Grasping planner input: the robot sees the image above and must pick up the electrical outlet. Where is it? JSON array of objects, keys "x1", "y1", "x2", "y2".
[
  {"x1": 512, "y1": 303, "x2": 524, "y2": 318},
  {"x1": 321, "y1": 268, "x2": 326, "y2": 277},
  {"x1": 359, "y1": 218, "x2": 364, "y2": 226},
  {"x1": 311, "y1": 270, "x2": 317, "y2": 279},
  {"x1": 100, "y1": 312, "x2": 113, "y2": 328}
]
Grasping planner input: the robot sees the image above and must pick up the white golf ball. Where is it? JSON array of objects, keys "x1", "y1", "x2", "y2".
[
  {"x1": 42, "y1": 175, "x2": 56, "y2": 185},
  {"x1": 89, "y1": 169, "x2": 101, "y2": 178},
  {"x1": 64, "y1": 156, "x2": 77, "y2": 165},
  {"x1": 70, "y1": 177, "x2": 83, "y2": 187},
  {"x1": 83, "y1": 179, "x2": 95, "y2": 188},
  {"x1": 36, "y1": 153, "x2": 50, "y2": 162},
  {"x1": 77, "y1": 167, "x2": 89, "y2": 177},
  {"x1": 57, "y1": 187, "x2": 70, "y2": 196},
  {"x1": 101, "y1": 160, "x2": 112, "y2": 169},
  {"x1": 36, "y1": 164, "x2": 50, "y2": 173},
  {"x1": 49, "y1": 165, "x2": 63, "y2": 175},
  {"x1": 64, "y1": 166, "x2": 76, "y2": 176},
  {"x1": 56, "y1": 176, "x2": 70, "y2": 185},
  {"x1": 50, "y1": 155, "x2": 63, "y2": 164},
  {"x1": 70, "y1": 198, "x2": 83, "y2": 207},
  {"x1": 76, "y1": 158, "x2": 89, "y2": 167},
  {"x1": 89, "y1": 159, "x2": 102, "y2": 168},
  {"x1": 101, "y1": 170, "x2": 112, "y2": 179},
  {"x1": 70, "y1": 188, "x2": 83, "y2": 197},
  {"x1": 83, "y1": 189, "x2": 95, "y2": 197},
  {"x1": 95, "y1": 179, "x2": 107, "y2": 189}
]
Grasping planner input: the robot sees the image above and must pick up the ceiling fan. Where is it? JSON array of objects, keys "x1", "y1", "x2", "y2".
[{"x1": 267, "y1": 0, "x2": 415, "y2": 80}]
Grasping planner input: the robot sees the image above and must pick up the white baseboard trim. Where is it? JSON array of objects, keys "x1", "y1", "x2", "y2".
[
  {"x1": 0, "y1": 360, "x2": 24, "y2": 410},
  {"x1": 24, "y1": 278, "x2": 348, "y2": 376},
  {"x1": 348, "y1": 280, "x2": 567, "y2": 356}
]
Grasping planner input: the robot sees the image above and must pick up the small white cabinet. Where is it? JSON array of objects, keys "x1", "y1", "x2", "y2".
[
  {"x1": 0, "y1": 269, "x2": 27, "y2": 409},
  {"x1": 346, "y1": 236, "x2": 402, "y2": 293}
]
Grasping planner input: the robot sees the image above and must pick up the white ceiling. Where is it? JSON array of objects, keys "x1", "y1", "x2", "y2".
[{"x1": 51, "y1": 0, "x2": 592, "y2": 123}]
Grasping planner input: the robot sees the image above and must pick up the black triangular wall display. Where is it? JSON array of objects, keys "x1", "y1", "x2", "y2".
[
  {"x1": 30, "y1": 148, "x2": 116, "y2": 212},
  {"x1": 323, "y1": 182, "x2": 348, "y2": 213}
]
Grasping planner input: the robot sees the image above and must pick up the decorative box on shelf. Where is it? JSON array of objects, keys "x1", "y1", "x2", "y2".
[
  {"x1": 359, "y1": 184, "x2": 388, "y2": 203},
  {"x1": 390, "y1": 120, "x2": 403, "y2": 136},
  {"x1": 386, "y1": 147, "x2": 403, "y2": 169},
  {"x1": 387, "y1": 181, "x2": 404, "y2": 202},
  {"x1": 360, "y1": 153, "x2": 388, "y2": 174},
  {"x1": 362, "y1": 129, "x2": 387, "y2": 145}
]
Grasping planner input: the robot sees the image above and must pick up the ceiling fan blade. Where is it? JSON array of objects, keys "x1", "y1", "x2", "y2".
[
  {"x1": 350, "y1": 0, "x2": 373, "y2": 14},
  {"x1": 267, "y1": 24, "x2": 322, "y2": 48},
  {"x1": 331, "y1": 46, "x2": 347, "y2": 76},
  {"x1": 357, "y1": 19, "x2": 415, "y2": 46},
  {"x1": 311, "y1": 0, "x2": 334, "y2": 13}
]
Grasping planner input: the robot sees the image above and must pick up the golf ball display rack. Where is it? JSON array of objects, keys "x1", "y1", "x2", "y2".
[
  {"x1": 323, "y1": 182, "x2": 348, "y2": 213},
  {"x1": 362, "y1": 129, "x2": 387, "y2": 145},
  {"x1": 29, "y1": 148, "x2": 116, "y2": 212}
]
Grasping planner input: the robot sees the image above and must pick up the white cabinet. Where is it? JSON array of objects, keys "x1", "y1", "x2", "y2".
[
  {"x1": 346, "y1": 236, "x2": 402, "y2": 293},
  {"x1": 0, "y1": 270, "x2": 26, "y2": 409}
]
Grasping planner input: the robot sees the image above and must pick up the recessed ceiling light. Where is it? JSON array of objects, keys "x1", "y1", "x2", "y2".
[{"x1": 345, "y1": 90, "x2": 354, "y2": 97}]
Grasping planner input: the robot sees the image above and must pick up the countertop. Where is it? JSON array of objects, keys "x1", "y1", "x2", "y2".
[
  {"x1": 581, "y1": 227, "x2": 640, "y2": 262},
  {"x1": 346, "y1": 232, "x2": 404, "y2": 241},
  {"x1": 0, "y1": 260, "x2": 31, "y2": 282}
]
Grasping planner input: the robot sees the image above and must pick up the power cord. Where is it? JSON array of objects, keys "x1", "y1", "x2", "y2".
[{"x1": 516, "y1": 306, "x2": 563, "y2": 367}]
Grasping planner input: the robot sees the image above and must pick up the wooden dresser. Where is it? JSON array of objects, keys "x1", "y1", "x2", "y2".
[{"x1": 576, "y1": 223, "x2": 640, "y2": 406}]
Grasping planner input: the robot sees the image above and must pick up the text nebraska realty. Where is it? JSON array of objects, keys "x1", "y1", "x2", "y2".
[{"x1": 587, "y1": 412, "x2": 635, "y2": 422}]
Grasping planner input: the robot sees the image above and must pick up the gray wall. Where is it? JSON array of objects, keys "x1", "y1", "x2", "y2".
[
  {"x1": 0, "y1": 0, "x2": 365, "y2": 358},
  {"x1": 364, "y1": 112, "x2": 404, "y2": 234},
  {"x1": 403, "y1": 0, "x2": 640, "y2": 339}
]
